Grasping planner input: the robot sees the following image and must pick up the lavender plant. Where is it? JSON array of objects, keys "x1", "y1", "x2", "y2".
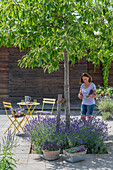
[
  {"x1": 24, "y1": 116, "x2": 108, "y2": 154},
  {"x1": 0, "y1": 130, "x2": 18, "y2": 170},
  {"x1": 66, "y1": 117, "x2": 108, "y2": 153},
  {"x1": 42, "y1": 140, "x2": 60, "y2": 151},
  {"x1": 24, "y1": 116, "x2": 68, "y2": 153},
  {"x1": 24, "y1": 117, "x2": 57, "y2": 153}
]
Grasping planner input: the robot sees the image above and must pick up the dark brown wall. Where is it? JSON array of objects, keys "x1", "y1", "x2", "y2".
[
  {"x1": 1, "y1": 46, "x2": 113, "y2": 106},
  {"x1": 69, "y1": 58, "x2": 87, "y2": 103},
  {"x1": 87, "y1": 62, "x2": 104, "y2": 86},
  {"x1": 8, "y1": 47, "x2": 87, "y2": 104},
  {"x1": 0, "y1": 46, "x2": 9, "y2": 107},
  {"x1": 108, "y1": 62, "x2": 113, "y2": 86},
  {"x1": 88, "y1": 61, "x2": 113, "y2": 87}
]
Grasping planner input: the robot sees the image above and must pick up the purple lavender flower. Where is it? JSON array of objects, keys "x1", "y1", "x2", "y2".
[
  {"x1": 42, "y1": 140, "x2": 60, "y2": 151},
  {"x1": 24, "y1": 116, "x2": 108, "y2": 154}
]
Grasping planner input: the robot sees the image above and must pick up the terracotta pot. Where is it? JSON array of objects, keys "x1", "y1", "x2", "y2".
[{"x1": 43, "y1": 149, "x2": 60, "y2": 161}]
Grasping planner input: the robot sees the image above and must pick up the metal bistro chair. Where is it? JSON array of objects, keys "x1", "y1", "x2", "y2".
[
  {"x1": 3, "y1": 102, "x2": 26, "y2": 135},
  {"x1": 35, "y1": 98, "x2": 56, "y2": 117}
]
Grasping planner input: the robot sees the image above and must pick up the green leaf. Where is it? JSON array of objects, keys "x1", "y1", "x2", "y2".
[{"x1": 0, "y1": 0, "x2": 112, "y2": 86}]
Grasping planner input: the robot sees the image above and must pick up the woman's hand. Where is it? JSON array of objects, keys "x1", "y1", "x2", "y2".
[
  {"x1": 87, "y1": 94, "x2": 92, "y2": 98},
  {"x1": 79, "y1": 94, "x2": 83, "y2": 99},
  {"x1": 78, "y1": 90, "x2": 84, "y2": 100},
  {"x1": 87, "y1": 90, "x2": 96, "y2": 98}
]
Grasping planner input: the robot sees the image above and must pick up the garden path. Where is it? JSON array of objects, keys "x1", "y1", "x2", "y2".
[{"x1": 0, "y1": 114, "x2": 113, "y2": 170}]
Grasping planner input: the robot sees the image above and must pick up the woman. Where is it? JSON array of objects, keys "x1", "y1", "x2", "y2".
[{"x1": 78, "y1": 73, "x2": 96, "y2": 120}]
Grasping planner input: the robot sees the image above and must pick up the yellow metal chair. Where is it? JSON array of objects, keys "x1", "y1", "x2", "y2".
[
  {"x1": 3, "y1": 102, "x2": 26, "y2": 135},
  {"x1": 35, "y1": 98, "x2": 56, "y2": 117}
]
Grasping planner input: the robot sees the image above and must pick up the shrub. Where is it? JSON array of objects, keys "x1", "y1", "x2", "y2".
[
  {"x1": 97, "y1": 99, "x2": 113, "y2": 119},
  {"x1": 24, "y1": 117, "x2": 68, "y2": 153},
  {"x1": 0, "y1": 130, "x2": 18, "y2": 170},
  {"x1": 66, "y1": 117, "x2": 108, "y2": 153},
  {"x1": 24, "y1": 116, "x2": 108, "y2": 154}
]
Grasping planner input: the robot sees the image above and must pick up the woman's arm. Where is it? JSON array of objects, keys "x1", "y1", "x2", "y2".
[
  {"x1": 78, "y1": 90, "x2": 83, "y2": 100},
  {"x1": 88, "y1": 90, "x2": 96, "y2": 98}
]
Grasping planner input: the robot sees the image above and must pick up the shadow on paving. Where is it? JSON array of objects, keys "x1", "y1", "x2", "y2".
[
  {"x1": 27, "y1": 153, "x2": 113, "y2": 170},
  {"x1": 16, "y1": 133, "x2": 29, "y2": 138}
]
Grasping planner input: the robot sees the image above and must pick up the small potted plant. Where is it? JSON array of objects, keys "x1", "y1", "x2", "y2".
[
  {"x1": 12, "y1": 107, "x2": 25, "y2": 117},
  {"x1": 63, "y1": 145, "x2": 87, "y2": 163},
  {"x1": 42, "y1": 140, "x2": 60, "y2": 161}
]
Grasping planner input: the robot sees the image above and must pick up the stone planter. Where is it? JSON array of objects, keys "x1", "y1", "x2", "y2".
[
  {"x1": 63, "y1": 147, "x2": 87, "y2": 163},
  {"x1": 43, "y1": 149, "x2": 60, "y2": 161}
]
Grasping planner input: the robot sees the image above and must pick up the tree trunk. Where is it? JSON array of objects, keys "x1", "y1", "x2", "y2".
[
  {"x1": 64, "y1": 48, "x2": 70, "y2": 128},
  {"x1": 56, "y1": 94, "x2": 62, "y2": 130}
]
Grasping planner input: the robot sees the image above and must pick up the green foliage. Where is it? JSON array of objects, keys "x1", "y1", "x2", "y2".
[
  {"x1": 90, "y1": 140, "x2": 108, "y2": 154},
  {"x1": 98, "y1": 100, "x2": 113, "y2": 112},
  {"x1": 66, "y1": 146, "x2": 87, "y2": 153},
  {"x1": 0, "y1": 0, "x2": 113, "y2": 85},
  {"x1": 0, "y1": 130, "x2": 18, "y2": 170},
  {"x1": 100, "y1": 112, "x2": 111, "y2": 120},
  {"x1": 97, "y1": 99, "x2": 113, "y2": 119},
  {"x1": 96, "y1": 85, "x2": 113, "y2": 100},
  {"x1": 102, "y1": 59, "x2": 112, "y2": 87}
]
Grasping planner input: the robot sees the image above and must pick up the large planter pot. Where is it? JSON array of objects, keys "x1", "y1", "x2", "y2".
[
  {"x1": 43, "y1": 149, "x2": 60, "y2": 161},
  {"x1": 63, "y1": 147, "x2": 87, "y2": 163}
]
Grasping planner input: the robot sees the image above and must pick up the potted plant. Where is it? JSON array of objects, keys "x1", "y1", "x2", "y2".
[
  {"x1": 42, "y1": 140, "x2": 60, "y2": 161},
  {"x1": 12, "y1": 107, "x2": 25, "y2": 117},
  {"x1": 63, "y1": 145, "x2": 87, "y2": 163}
]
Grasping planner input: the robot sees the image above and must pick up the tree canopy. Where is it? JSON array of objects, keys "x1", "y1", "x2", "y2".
[{"x1": 0, "y1": 0, "x2": 113, "y2": 86}]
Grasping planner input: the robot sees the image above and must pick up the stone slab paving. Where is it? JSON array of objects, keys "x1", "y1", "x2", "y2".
[{"x1": 0, "y1": 114, "x2": 113, "y2": 170}]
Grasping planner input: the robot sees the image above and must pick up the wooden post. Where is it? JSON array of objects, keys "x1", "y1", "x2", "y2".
[
  {"x1": 64, "y1": 48, "x2": 70, "y2": 128},
  {"x1": 57, "y1": 94, "x2": 62, "y2": 129}
]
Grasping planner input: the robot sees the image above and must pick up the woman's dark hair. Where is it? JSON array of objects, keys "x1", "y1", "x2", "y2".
[{"x1": 80, "y1": 73, "x2": 92, "y2": 84}]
